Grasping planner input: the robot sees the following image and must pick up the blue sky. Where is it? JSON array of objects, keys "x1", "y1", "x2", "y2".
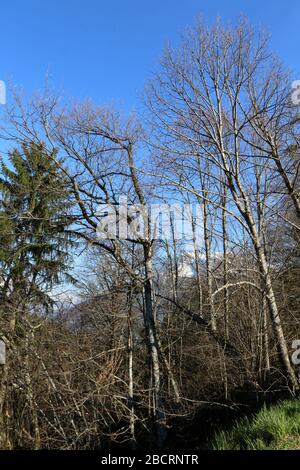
[{"x1": 1, "y1": 0, "x2": 300, "y2": 110}]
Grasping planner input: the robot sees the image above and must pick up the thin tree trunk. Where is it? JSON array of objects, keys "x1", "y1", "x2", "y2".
[
  {"x1": 221, "y1": 182, "x2": 229, "y2": 340},
  {"x1": 224, "y1": 161, "x2": 298, "y2": 390},
  {"x1": 191, "y1": 214, "x2": 203, "y2": 317},
  {"x1": 262, "y1": 295, "x2": 271, "y2": 381},
  {"x1": 254, "y1": 233, "x2": 298, "y2": 389},
  {"x1": 23, "y1": 325, "x2": 40, "y2": 449},
  {"x1": 0, "y1": 304, "x2": 17, "y2": 449},
  {"x1": 203, "y1": 195, "x2": 216, "y2": 331},
  {"x1": 127, "y1": 288, "x2": 136, "y2": 449},
  {"x1": 143, "y1": 244, "x2": 167, "y2": 448}
]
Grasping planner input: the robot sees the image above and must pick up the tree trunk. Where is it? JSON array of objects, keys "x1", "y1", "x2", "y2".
[
  {"x1": 254, "y1": 234, "x2": 298, "y2": 390},
  {"x1": 127, "y1": 288, "x2": 136, "y2": 449},
  {"x1": 143, "y1": 244, "x2": 167, "y2": 448},
  {"x1": 203, "y1": 196, "x2": 216, "y2": 331}
]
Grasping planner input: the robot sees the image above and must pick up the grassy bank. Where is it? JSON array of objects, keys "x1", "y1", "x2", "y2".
[{"x1": 212, "y1": 399, "x2": 300, "y2": 450}]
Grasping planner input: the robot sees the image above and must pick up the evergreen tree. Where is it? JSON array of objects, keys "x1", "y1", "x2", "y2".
[{"x1": 0, "y1": 142, "x2": 74, "y2": 309}]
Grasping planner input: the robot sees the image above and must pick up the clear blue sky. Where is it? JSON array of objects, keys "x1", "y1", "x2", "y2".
[{"x1": 1, "y1": 0, "x2": 300, "y2": 110}]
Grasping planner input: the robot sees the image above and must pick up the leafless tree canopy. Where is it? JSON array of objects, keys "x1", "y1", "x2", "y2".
[{"x1": 0, "y1": 19, "x2": 299, "y2": 450}]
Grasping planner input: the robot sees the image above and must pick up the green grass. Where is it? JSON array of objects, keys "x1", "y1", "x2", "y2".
[{"x1": 212, "y1": 399, "x2": 300, "y2": 450}]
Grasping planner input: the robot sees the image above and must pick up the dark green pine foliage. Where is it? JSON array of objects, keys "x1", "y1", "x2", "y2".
[{"x1": 0, "y1": 142, "x2": 73, "y2": 308}]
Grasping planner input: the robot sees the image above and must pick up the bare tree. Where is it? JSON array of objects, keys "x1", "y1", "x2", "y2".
[{"x1": 146, "y1": 18, "x2": 299, "y2": 390}]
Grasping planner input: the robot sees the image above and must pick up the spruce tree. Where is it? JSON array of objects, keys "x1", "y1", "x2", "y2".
[{"x1": 0, "y1": 142, "x2": 73, "y2": 309}]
